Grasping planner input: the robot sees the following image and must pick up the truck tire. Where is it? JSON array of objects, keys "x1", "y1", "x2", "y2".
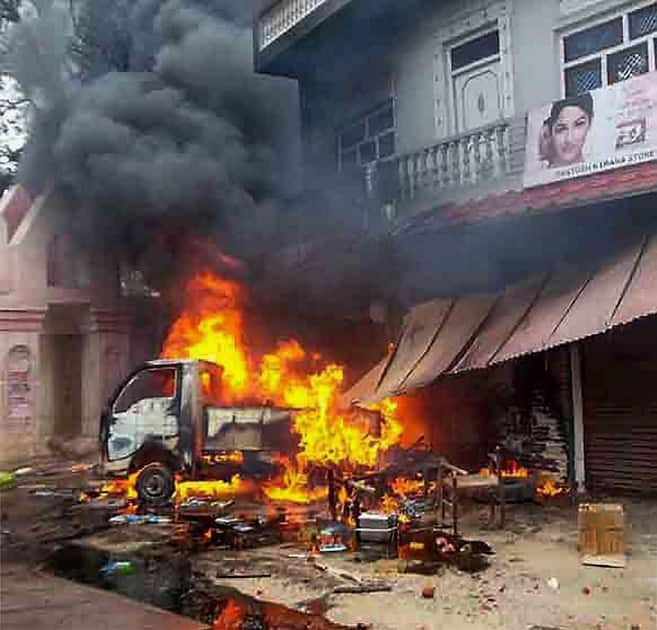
[{"x1": 136, "y1": 463, "x2": 175, "y2": 506}]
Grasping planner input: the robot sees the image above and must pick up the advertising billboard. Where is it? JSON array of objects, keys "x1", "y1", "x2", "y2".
[{"x1": 524, "y1": 72, "x2": 657, "y2": 188}]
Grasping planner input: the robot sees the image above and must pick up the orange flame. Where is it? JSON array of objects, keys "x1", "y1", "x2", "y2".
[
  {"x1": 161, "y1": 273, "x2": 249, "y2": 401},
  {"x1": 390, "y1": 477, "x2": 424, "y2": 498},
  {"x1": 176, "y1": 475, "x2": 251, "y2": 502},
  {"x1": 380, "y1": 494, "x2": 400, "y2": 514},
  {"x1": 160, "y1": 271, "x2": 405, "y2": 500},
  {"x1": 502, "y1": 459, "x2": 529, "y2": 478},
  {"x1": 259, "y1": 340, "x2": 306, "y2": 400},
  {"x1": 102, "y1": 468, "x2": 250, "y2": 507},
  {"x1": 536, "y1": 478, "x2": 566, "y2": 497},
  {"x1": 213, "y1": 599, "x2": 247, "y2": 630},
  {"x1": 263, "y1": 464, "x2": 328, "y2": 504},
  {"x1": 100, "y1": 469, "x2": 140, "y2": 501},
  {"x1": 202, "y1": 452, "x2": 245, "y2": 466},
  {"x1": 480, "y1": 458, "x2": 530, "y2": 479}
]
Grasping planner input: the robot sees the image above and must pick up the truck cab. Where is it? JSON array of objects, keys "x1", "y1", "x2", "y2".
[{"x1": 100, "y1": 359, "x2": 295, "y2": 504}]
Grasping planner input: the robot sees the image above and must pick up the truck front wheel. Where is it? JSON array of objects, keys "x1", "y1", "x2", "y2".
[{"x1": 136, "y1": 463, "x2": 175, "y2": 506}]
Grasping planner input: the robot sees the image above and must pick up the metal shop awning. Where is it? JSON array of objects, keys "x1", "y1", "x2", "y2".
[{"x1": 346, "y1": 233, "x2": 657, "y2": 405}]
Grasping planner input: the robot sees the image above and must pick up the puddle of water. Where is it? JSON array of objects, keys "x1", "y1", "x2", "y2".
[
  {"x1": 47, "y1": 544, "x2": 190, "y2": 612},
  {"x1": 46, "y1": 544, "x2": 353, "y2": 629}
]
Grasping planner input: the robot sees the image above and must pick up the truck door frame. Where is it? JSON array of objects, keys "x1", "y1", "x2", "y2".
[{"x1": 101, "y1": 362, "x2": 184, "y2": 468}]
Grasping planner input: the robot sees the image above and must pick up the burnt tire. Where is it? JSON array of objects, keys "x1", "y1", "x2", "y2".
[{"x1": 136, "y1": 463, "x2": 174, "y2": 506}]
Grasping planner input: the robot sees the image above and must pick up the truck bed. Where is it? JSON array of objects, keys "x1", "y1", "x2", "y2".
[{"x1": 203, "y1": 406, "x2": 297, "y2": 452}]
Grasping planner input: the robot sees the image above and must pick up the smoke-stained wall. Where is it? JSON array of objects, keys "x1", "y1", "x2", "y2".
[
  {"x1": 272, "y1": 0, "x2": 657, "y2": 308},
  {"x1": 288, "y1": 0, "x2": 614, "y2": 212}
]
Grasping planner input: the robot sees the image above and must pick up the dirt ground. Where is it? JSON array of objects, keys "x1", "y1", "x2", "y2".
[
  {"x1": 1, "y1": 463, "x2": 656, "y2": 630},
  {"x1": 188, "y1": 501, "x2": 657, "y2": 630}
]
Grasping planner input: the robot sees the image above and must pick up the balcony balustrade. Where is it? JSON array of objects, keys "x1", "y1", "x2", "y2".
[
  {"x1": 259, "y1": 0, "x2": 329, "y2": 50},
  {"x1": 393, "y1": 120, "x2": 512, "y2": 203}
]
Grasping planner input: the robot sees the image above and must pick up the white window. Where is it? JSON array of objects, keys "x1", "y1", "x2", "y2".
[
  {"x1": 562, "y1": 2, "x2": 657, "y2": 96},
  {"x1": 433, "y1": 2, "x2": 514, "y2": 140},
  {"x1": 338, "y1": 99, "x2": 396, "y2": 171},
  {"x1": 448, "y1": 28, "x2": 503, "y2": 133}
]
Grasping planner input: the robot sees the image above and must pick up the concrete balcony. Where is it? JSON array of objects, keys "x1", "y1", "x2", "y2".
[
  {"x1": 255, "y1": 0, "x2": 354, "y2": 75},
  {"x1": 259, "y1": 0, "x2": 330, "y2": 50},
  {"x1": 254, "y1": 0, "x2": 411, "y2": 77},
  {"x1": 366, "y1": 117, "x2": 527, "y2": 221},
  {"x1": 397, "y1": 121, "x2": 511, "y2": 200}
]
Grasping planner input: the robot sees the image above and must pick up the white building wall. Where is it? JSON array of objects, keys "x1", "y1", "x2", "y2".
[
  {"x1": 511, "y1": 0, "x2": 561, "y2": 115},
  {"x1": 300, "y1": 0, "x2": 652, "y2": 214}
]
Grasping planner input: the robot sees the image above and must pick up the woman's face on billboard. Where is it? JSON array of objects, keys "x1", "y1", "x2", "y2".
[{"x1": 551, "y1": 106, "x2": 591, "y2": 166}]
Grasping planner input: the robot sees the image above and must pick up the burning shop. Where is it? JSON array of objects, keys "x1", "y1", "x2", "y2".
[{"x1": 348, "y1": 210, "x2": 657, "y2": 498}]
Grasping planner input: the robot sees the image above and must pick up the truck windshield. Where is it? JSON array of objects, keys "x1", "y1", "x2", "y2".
[{"x1": 113, "y1": 367, "x2": 177, "y2": 414}]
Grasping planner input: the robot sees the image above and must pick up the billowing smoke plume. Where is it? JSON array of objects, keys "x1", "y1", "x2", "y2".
[
  {"x1": 9, "y1": 1, "x2": 657, "y2": 320},
  {"x1": 16, "y1": 0, "x2": 300, "y2": 277}
]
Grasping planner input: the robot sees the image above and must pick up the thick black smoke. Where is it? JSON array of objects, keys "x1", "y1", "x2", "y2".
[
  {"x1": 18, "y1": 0, "x2": 300, "y2": 277},
  {"x1": 13, "y1": 1, "x2": 657, "y2": 319}
]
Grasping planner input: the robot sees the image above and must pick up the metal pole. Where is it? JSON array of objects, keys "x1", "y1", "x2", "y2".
[{"x1": 569, "y1": 344, "x2": 586, "y2": 493}]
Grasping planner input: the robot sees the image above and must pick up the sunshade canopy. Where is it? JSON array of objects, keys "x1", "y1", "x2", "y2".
[{"x1": 346, "y1": 233, "x2": 657, "y2": 404}]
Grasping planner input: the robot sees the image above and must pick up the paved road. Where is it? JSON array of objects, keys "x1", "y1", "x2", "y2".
[{"x1": 1, "y1": 563, "x2": 210, "y2": 630}]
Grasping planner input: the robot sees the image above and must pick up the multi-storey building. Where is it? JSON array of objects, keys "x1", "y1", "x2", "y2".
[
  {"x1": 255, "y1": 0, "x2": 657, "y2": 494},
  {"x1": 0, "y1": 186, "x2": 140, "y2": 464}
]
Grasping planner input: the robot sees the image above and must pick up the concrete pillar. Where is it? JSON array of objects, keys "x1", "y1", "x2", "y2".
[
  {"x1": 81, "y1": 310, "x2": 131, "y2": 438},
  {"x1": 0, "y1": 308, "x2": 47, "y2": 465}
]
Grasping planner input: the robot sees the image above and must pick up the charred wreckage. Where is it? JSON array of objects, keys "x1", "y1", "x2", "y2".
[{"x1": 91, "y1": 271, "x2": 561, "y2": 567}]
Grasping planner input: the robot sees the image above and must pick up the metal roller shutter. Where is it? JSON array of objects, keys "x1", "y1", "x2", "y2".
[{"x1": 582, "y1": 317, "x2": 657, "y2": 494}]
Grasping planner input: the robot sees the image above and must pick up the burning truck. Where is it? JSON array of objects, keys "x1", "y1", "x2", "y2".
[
  {"x1": 99, "y1": 271, "x2": 402, "y2": 507},
  {"x1": 100, "y1": 358, "x2": 298, "y2": 505},
  {"x1": 98, "y1": 269, "x2": 564, "y2": 529},
  {"x1": 100, "y1": 357, "x2": 386, "y2": 506}
]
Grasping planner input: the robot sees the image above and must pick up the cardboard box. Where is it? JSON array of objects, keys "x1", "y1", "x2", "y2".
[{"x1": 578, "y1": 503, "x2": 626, "y2": 567}]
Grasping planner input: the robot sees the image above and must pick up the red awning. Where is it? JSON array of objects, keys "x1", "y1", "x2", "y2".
[
  {"x1": 346, "y1": 233, "x2": 657, "y2": 404},
  {"x1": 395, "y1": 161, "x2": 657, "y2": 235}
]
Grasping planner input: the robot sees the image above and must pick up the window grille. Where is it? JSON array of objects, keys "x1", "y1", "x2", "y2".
[
  {"x1": 368, "y1": 103, "x2": 394, "y2": 136},
  {"x1": 607, "y1": 43, "x2": 649, "y2": 84},
  {"x1": 562, "y1": 5, "x2": 657, "y2": 96},
  {"x1": 629, "y1": 3, "x2": 657, "y2": 39},
  {"x1": 341, "y1": 122, "x2": 366, "y2": 150},
  {"x1": 566, "y1": 59, "x2": 603, "y2": 96},
  {"x1": 338, "y1": 99, "x2": 396, "y2": 170},
  {"x1": 358, "y1": 140, "x2": 377, "y2": 164},
  {"x1": 378, "y1": 132, "x2": 395, "y2": 159}
]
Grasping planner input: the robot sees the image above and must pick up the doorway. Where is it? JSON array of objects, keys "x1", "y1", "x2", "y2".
[
  {"x1": 453, "y1": 64, "x2": 502, "y2": 132},
  {"x1": 449, "y1": 28, "x2": 503, "y2": 133},
  {"x1": 52, "y1": 334, "x2": 83, "y2": 437}
]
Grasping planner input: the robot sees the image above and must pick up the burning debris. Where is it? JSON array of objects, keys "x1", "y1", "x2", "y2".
[
  {"x1": 480, "y1": 458, "x2": 568, "y2": 499},
  {"x1": 68, "y1": 264, "x2": 584, "y2": 629},
  {"x1": 155, "y1": 269, "x2": 405, "y2": 505}
]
